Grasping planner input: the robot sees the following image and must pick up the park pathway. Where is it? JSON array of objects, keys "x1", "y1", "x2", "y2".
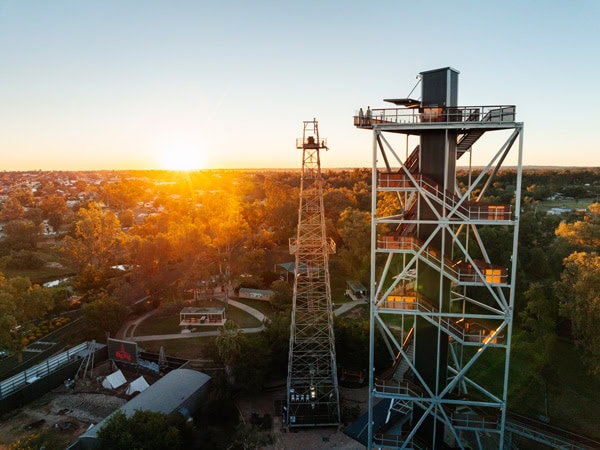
[{"x1": 118, "y1": 296, "x2": 364, "y2": 342}]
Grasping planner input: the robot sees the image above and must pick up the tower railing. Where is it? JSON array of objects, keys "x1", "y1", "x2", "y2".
[{"x1": 354, "y1": 105, "x2": 516, "y2": 127}]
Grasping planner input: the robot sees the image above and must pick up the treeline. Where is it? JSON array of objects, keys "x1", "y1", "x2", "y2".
[{"x1": 1, "y1": 167, "x2": 600, "y2": 375}]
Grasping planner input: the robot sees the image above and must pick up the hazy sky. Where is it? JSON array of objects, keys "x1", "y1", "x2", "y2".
[{"x1": 1, "y1": 0, "x2": 598, "y2": 171}]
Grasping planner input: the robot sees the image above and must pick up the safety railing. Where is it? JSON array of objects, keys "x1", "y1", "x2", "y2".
[
  {"x1": 377, "y1": 234, "x2": 459, "y2": 280},
  {"x1": 354, "y1": 105, "x2": 516, "y2": 127},
  {"x1": 378, "y1": 171, "x2": 512, "y2": 221},
  {"x1": 0, "y1": 342, "x2": 91, "y2": 399},
  {"x1": 374, "y1": 379, "x2": 423, "y2": 397},
  {"x1": 452, "y1": 412, "x2": 500, "y2": 430}
]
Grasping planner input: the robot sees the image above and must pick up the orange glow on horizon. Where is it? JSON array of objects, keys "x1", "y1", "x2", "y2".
[{"x1": 157, "y1": 147, "x2": 208, "y2": 171}]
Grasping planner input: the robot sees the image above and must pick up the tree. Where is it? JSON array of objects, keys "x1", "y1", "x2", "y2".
[
  {"x1": 336, "y1": 207, "x2": 370, "y2": 281},
  {"x1": 0, "y1": 197, "x2": 25, "y2": 222},
  {"x1": 96, "y1": 410, "x2": 187, "y2": 450},
  {"x1": 202, "y1": 192, "x2": 250, "y2": 284},
  {"x1": 269, "y1": 279, "x2": 292, "y2": 310},
  {"x1": 261, "y1": 312, "x2": 290, "y2": 376},
  {"x1": 63, "y1": 202, "x2": 125, "y2": 288},
  {"x1": 262, "y1": 179, "x2": 298, "y2": 244},
  {"x1": 82, "y1": 294, "x2": 129, "y2": 340},
  {"x1": 215, "y1": 320, "x2": 242, "y2": 381},
  {"x1": 556, "y1": 251, "x2": 600, "y2": 374},
  {"x1": 1, "y1": 219, "x2": 42, "y2": 251},
  {"x1": 555, "y1": 203, "x2": 600, "y2": 251},
  {"x1": 39, "y1": 194, "x2": 67, "y2": 218},
  {"x1": 518, "y1": 283, "x2": 560, "y2": 417},
  {"x1": 0, "y1": 274, "x2": 53, "y2": 359}
]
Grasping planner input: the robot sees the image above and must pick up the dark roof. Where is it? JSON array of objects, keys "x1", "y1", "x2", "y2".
[
  {"x1": 343, "y1": 399, "x2": 391, "y2": 447},
  {"x1": 276, "y1": 262, "x2": 308, "y2": 274},
  {"x1": 80, "y1": 369, "x2": 211, "y2": 444}
]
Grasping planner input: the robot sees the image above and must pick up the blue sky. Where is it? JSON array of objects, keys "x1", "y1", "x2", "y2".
[{"x1": 0, "y1": 0, "x2": 598, "y2": 170}]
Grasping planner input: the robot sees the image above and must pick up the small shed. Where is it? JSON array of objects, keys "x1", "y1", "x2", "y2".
[
  {"x1": 345, "y1": 280, "x2": 368, "y2": 300},
  {"x1": 239, "y1": 288, "x2": 273, "y2": 301},
  {"x1": 179, "y1": 306, "x2": 226, "y2": 329}
]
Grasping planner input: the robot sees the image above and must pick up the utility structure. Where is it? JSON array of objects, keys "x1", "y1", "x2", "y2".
[
  {"x1": 286, "y1": 119, "x2": 341, "y2": 428},
  {"x1": 355, "y1": 68, "x2": 523, "y2": 448}
]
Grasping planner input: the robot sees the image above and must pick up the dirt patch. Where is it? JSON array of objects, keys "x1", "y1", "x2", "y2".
[{"x1": 0, "y1": 361, "x2": 153, "y2": 448}]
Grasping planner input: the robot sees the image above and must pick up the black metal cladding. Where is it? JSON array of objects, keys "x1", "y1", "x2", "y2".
[{"x1": 420, "y1": 67, "x2": 459, "y2": 107}]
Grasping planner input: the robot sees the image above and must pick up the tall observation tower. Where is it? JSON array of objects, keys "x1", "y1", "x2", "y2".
[
  {"x1": 355, "y1": 68, "x2": 523, "y2": 448},
  {"x1": 286, "y1": 119, "x2": 341, "y2": 428}
]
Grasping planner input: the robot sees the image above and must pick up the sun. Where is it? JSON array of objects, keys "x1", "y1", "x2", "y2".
[{"x1": 158, "y1": 147, "x2": 208, "y2": 171}]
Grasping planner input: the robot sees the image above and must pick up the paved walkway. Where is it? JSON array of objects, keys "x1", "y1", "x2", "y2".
[
  {"x1": 334, "y1": 299, "x2": 367, "y2": 317},
  {"x1": 118, "y1": 297, "x2": 365, "y2": 343}
]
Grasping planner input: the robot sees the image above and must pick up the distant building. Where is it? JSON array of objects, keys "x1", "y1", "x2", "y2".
[
  {"x1": 345, "y1": 280, "x2": 368, "y2": 301},
  {"x1": 547, "y1": 207, "x2": 573, "y2": 215},
  {"x1": 238, "y1": 287, "x2": 273, "y2": 301}
]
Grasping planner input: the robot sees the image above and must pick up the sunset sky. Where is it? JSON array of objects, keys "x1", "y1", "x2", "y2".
[{"x1": 1, "y1": 1, "x2": 598, "y2": 171}]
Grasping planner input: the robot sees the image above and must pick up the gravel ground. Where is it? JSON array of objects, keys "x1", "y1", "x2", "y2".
[
  {"x1": 0, "y1": 387, "x2": 127, "y2": 446},
  {"x1": 0, "y1": 361, "x2": 131, "y2": 447}
]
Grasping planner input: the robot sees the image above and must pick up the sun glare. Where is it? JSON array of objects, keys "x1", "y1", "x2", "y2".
[{"x1": 158, "y1": 147, "x2": 208, "y2": 171}]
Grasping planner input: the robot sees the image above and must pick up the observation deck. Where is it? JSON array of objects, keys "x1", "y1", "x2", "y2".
[{"x1": 354, "y1": 104, "x2": 517, "y2": 133}]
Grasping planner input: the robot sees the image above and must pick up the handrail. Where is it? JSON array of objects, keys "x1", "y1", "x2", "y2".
[
  {"x1": 378, "y1": 293, "x2": 504, "y2": 345},
  {"x1": 377, "y1": 234, "x2": 459, "y2": 280},
  {"x1": 355, "y1": 105, "x2": 516, "y2": 127},
  {"x1": 0, "y1": 342, "x2": 92, "y2": 399},
  {"x1": 378, "y1": 171, "x2": 513, "y2": 221}
]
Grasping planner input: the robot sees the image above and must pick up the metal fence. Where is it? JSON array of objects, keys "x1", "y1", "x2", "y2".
[{"x1": 0, "y1": 342, "x2": 91, "y2": 400}]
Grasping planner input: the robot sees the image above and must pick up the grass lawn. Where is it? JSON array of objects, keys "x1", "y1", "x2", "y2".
[
  {"x1": 466, "y1": 330, "x2": 600, "y2": 439},
  {"x1": 232, "y1": 297, "x2": 275, "y2": 317},
  {"x1": 138, "y1": 336, "x2": 216, "y2": 360},
  {"x1": 537, "y1": 197, "x2": 595, "y2": 212},
  {"x1": 135, "y1": 302, "x2": 262, "y2": 336}
]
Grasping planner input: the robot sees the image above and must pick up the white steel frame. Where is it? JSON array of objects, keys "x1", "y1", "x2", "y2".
[{"x1": 362, "y1": 107, "x2": 524, "y2": 448}]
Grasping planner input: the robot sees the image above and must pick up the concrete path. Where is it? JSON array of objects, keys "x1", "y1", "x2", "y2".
[
  {"x1": 334, "y1": 299, "x2": 367, "y2": 317},
  {"x1": 119, "y1": 297, "x2": 364, "y2": 343},
  {"x1": 130, "y1": 326, "x2": 265, "y2": 342},
  {"x1": 119, "y1": 297, "x2": 267, "y2": 342},
  {"x1": 227, "y1": 298, "x2": 267, "y2": 323}
]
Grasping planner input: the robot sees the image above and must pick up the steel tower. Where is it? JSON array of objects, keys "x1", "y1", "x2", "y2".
[
  {"x1": 356, "y1": 68, "x2": 523, "y2": 448},
  {"x1": 286, "y1": 119, "x2": 341, "y2": 428}
]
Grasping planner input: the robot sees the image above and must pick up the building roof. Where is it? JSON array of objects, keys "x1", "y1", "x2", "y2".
[
  {"x1": 276, "y1": 262, "x2": 308, "y2": 274},
  {"x1": 346, "y1": 280, "x2": 367, "y2": 292},
  {"x1": 239, "y1": 287, "x2": 274, "y2": 296},
  {"x1": 80, "y1": 369, "x2": 211, "y2": 444}
]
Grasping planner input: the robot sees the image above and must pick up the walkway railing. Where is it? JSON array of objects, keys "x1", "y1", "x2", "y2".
[
  {"x1": 378, "y1": 171, "x2": 513, "y2": 221},
  {"x1": 354, "y1": 105, "x2": 516, "y2": 127},
  {"x1": 0, "y1": 342, "x2": 91, "y2": 400}
]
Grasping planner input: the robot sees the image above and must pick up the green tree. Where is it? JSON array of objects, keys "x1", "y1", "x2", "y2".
[
  {"x1": 269, "y1": 279, "x2": 292, "y2": 310},
  {"x1": 82, "y1": 294, "x2": 129, "y2": 340},
  {"x1": 518, "y1": 283, "x2": 560, "y2": 416},
  {"x1": 261, "y1": 312, "x2": 290, "y2": 377},
  {"x1": 96, "y1": 410, "x2": 186, "y2": 450},
  {"x1": 556, "y1": 251, "x2": 600, "y2": 374},
  {"x1": 336, "y1": 207, "x2": 370, "y2": 281},
  {"x1": 215, "y1": 320, "x2": 242, "y2": 379},
  {"x1": 0, "y1": 274, "x2": 53, "y2": 358}
]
